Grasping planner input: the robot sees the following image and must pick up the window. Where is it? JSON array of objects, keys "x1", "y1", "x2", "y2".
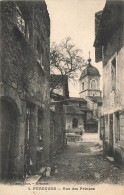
[
  {"x1": 111, "y1": 57, "x2": 116, "y2": 90},
  {"x1": 90, "y1": 79, "x2": 97, "y2": 90},
  {"x1": 72, "y1": 118, "x2": 78, "y2": 128},
  {"x1": 16, "y1": 5, "x2": 25, "y2": 35},
  {"x1": 82, "y1": 82, "x2": 84, "y2": 91}
]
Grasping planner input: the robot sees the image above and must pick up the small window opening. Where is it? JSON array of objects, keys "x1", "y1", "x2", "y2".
[
  {"x1": 82, "y1": 82, "x2": 84, "y2": 91},
  {"x1": 91, "y1": 80, "x2": 97, "y2": 90},
  {"x1": 72, "y1": 118, "x2": 78, "y2": 128}
]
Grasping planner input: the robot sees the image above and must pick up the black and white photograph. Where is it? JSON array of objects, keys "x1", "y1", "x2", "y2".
[{"x1": 0, "y1": 0, "x2": 124, "y2": 194}]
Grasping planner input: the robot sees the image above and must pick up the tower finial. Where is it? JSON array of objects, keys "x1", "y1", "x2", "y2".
[{"x1": 88, "y1": 51, "x2": 91, "y2": 64}]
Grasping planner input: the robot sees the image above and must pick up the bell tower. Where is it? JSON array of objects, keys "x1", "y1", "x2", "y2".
[{"x1": 79, "y1": 55, "x2": 101, "y2": 99}]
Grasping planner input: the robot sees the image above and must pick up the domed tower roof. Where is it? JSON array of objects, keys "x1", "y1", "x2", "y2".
[{"x1": 80, "y1": 58, "x2": 100, "y2": 79}]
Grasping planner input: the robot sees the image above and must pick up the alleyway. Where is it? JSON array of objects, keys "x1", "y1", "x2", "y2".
[{"x1": 38, "y1": 133, "x2": 124, "y2": 185}]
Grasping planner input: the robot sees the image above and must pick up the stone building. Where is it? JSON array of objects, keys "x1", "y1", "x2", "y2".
[
  {"x1": 94, "y1": 0, "x2": 124, "y2": 165},
  {"x1": 0, "y1": 1, "x2": 50, "y2": 180},
  {"x1": 79, "y1": 58, "x2": 102, "y2": 133},
  {"x1": 64, "y1": 97, "x2": 85, "y2": 134},
  {"x1": 50, "y1": 75, "x2": 69, "y2": 156}
]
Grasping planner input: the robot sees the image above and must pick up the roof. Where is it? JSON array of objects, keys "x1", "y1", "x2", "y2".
[
  {"x1": 88, "y1": 96, "x2": 102, "y2": 104},
  {"x1": 94, "y1": 10, "x2": 103, "y2": 62},
  {"x1": 68, "y1": 97, "x2": 87, "y2": 103},
  {"x1": 64, "y1": 105, "x2": 84, "y2": 115},
  {"x1": 94, "y1": 1, "x2": 124, "y2": 48},
  {"x1": 80, "y1": 107, "x2": 92, "y2": 112},
  {"x1": 80, "y1": 59, "x2": 100, "y2": 79},
  {"x1": 50, "y1": 74, "x2": 68, "y2": 88},
  {"x1": 85, "y1": 119, "x2": 98, "y2": 125},
  {"x1": 51, "y1": 93, "x2": 65, "y2": 101}
]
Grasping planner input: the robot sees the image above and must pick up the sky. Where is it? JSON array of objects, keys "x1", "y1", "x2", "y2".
[{"x1": 46, "y1": 0, "x2": 106, "y2": 97}]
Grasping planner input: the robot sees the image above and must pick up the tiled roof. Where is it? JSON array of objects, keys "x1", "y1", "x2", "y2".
[
  {"x1": 68, "y1": 97, "x2": 87, "y2": 102},
  {"x1": 51, "y1": 93, "x2": 65, "y2": 101},
  {"x1": 64, "y1": 105, "x2": 84, "y2": 115},
  {"x1": 80, "y1": 107, "x2": 92, "y2": 112},
  {"x1": 88, "y1": 96, "x2": 102, "y2": 103}
]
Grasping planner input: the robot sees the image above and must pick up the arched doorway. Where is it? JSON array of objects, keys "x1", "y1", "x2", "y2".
[{"x1": 0, "y1": 97, "x2": 19, "y2": 179}]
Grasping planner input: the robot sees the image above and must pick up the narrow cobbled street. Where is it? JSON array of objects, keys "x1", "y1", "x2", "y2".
[{"x1": 38, "y1": 133, "x2": 124, "y2": 185}]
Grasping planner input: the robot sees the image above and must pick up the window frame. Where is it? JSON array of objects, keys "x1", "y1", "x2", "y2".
[{"x1": 90, "y1": 79, "x2": 97, "y2": 90}]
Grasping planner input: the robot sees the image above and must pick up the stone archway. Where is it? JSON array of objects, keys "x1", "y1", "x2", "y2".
[{"x1": 0, "y1": 97, "x2": 20, "y2": 179}]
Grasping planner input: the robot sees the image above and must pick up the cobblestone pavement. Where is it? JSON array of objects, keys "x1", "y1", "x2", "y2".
[{"x1": 38, "y1": 134, "x2": 124, "y2": 185}]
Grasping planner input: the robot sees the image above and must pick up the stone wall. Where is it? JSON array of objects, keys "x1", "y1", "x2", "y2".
[
  {"x1": 0, "y1": 1, "x2": 50, "y2": 179},
  {"x1": 102, "y1": 33, "x2": 124, "y2": 114},
  {"x1": 65, "y1": 114, "x2": 84, "y2": 133},
  {"x1": 102, "y1": 23, "x2": 124, "y2": 165}
]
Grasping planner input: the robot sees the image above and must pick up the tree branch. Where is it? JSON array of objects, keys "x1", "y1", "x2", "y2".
[{"x1": 50, "y1": 37, "x2": 86, "y2": 94}]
